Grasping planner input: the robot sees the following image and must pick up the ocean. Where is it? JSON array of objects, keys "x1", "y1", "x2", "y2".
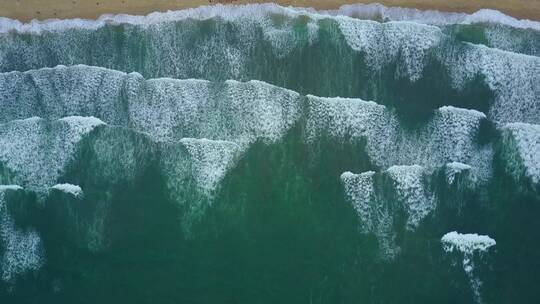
[{"x1": 0, "y1": 4, "x2": 539, "y2": 303}]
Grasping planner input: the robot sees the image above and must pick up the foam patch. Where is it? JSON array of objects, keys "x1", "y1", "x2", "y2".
[{"x1": 0, "y1": 186, "x2": 44, "y2": 282}]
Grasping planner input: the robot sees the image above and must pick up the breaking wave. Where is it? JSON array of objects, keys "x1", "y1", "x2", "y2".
[{"x1": 0, "y1": 4, "x2": 538, "y2": 304}]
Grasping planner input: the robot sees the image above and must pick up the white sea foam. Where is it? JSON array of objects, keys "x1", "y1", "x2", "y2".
[
  {"x1": 129, "y1": 78, "x2": 302, "y2": 145},
  {"x1": 334, "y1": 17, "x2": 540, "y2": 126},
  {"x1": 341, "y1": 163, "x2": 489, "y2": 260},
  {"x1": 0, "y1": 65, "x2": 129, "y2": 124},
  {"x1": 0, "y1": 6, "x2": 311, "y2": 69},
  {"x1": 51, "y1": 183, "x2": 83, "y2": 197},
  {"x1": 0, "y1": 65, "x2": 497, "y2": 194},
  {"x1": 387, "y1": 165, "x2": 435, "y2": 230},
  {"x1": 340, "y1": 171, "x2": 398, "y2": 260},
  {"x1": 463, "y1": 9, "x2": 540, "y2": 31},
  {"x1": 328, "y1": 4, "x2": 540, "y2": 30},
  {"x1": 340, "y1": 171, "x2": 377, "y2": 231},
  {"x1": 0, "y1": 65, "x2": 302, "y2": 150},
  {"x1": 501, "y1": 123, "x2": 540, "y2": 185},
  {"x1": 446, "y1": 162, "x2": 472, "y2": 170},
  {"x1": 330, "y1": 14, "x2": 540, "y2": 126},
  {"x1": 159, "y1": 138, "x2": 243, "y2": 234},
  {"x1": 442, "y1": 231, "x2": 496, "y2": 304},
  {"x1": 59, "y1": 116, "x2": 106, "y2": 133},
  {"x1": 0, "y1": 185, "x2": 23, "y2": 192},
  {"x1": 327, "y1": 3, "x2": 466, "y2": 25},
  {"x1": 0, "y1": 187, "x2": 44, "y2": 282},
  {"x1": 0, "y1": 65, "x2": 160, "y2": 124},
  {"x1": 0, "y1": 116, "x2": 103, "y2": 193},
  {"x1": 0, "y1": 3, "x2": 537, "y2": 35},
  {"x1": 306, "y1": 94, "x2": 397, "y2": 161},
  {"x1": 2, "y1": 1, "x2": 538, "y2": 89},
  {"x1": 0, "y1": 65, "x2": 503, "y2": 172},
  {"x1": 336, "y1": 19, "x2": 442, "y2": 81},
  {"x1": 442, "y1": 44, "x2": 540, "y2": 126},
  {"x1": 160, "y1": 138, "x2": 241, "y2": 232},
  {"x1": 180, "y1": 138, "x2": 242, "y2": 196},
  {"x1": 482, "y1": 25, "x2": 540, "y2": 56},
  {"x1": 0, "y1": 66, "x2": 303, "y2": 203},
  {"x1": 442, "y1": 231, "x2": 496, "y2": 254},
  {"x1": 0, "y1": 4, "x2": 538, "y2": 124},
  {"x1": 2, "y1": 19, "x2": 538, "y2": 128},
  {"x1": 0, "y1": 6, "x2": 314, "y2": 81},
  {"x1": 306, "y1": 96, "x2": 492, "y2": 181},
  {"x1": 445, "y1": 162, "x2": 473, "y2": 185}
]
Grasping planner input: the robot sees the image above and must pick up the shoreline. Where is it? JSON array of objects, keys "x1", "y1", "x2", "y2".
[{"x1": 1, "y1": 1, "x2": 539, "y2": 23}]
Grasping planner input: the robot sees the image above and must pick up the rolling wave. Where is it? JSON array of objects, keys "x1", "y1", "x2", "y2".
[{"x1": 0, "y1": 4, "x2": 538, "y2": 303}]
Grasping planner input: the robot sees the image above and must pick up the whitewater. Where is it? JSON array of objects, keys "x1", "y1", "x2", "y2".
[{"x1": 0, "y1": 3, "x2": 538, "y2": 304}]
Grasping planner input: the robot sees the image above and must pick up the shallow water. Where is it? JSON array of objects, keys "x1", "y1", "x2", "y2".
[{"x1": 0, "y1": 4, "x2": 539, "y2": 304}]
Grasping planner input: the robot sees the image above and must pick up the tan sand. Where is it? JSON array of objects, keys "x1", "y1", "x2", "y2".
[{"x1": 1, "y1": 0, "x2": 539, "y2": 22}]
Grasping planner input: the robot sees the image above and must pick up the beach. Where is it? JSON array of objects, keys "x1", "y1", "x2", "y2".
[{"x1": 1, "y1": 0, "x2": 539, "y2": 22}]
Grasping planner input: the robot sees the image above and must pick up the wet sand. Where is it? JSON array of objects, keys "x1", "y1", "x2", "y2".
[{"x1": 1, "y1": 0, "x2": 539, "y2": 22}]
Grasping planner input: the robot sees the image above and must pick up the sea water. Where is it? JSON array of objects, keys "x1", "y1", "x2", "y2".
[{"x1": 0, "y1": 4, "x2": 539, "y2": 304}]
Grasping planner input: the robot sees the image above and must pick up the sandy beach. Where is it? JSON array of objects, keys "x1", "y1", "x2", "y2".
[{"x1": 1, "y1": 0, "x2": 539, "y2": 22}]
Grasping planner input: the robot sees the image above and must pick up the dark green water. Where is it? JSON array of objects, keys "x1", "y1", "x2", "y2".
[{"x1": 0, "y1": 4, "x2": 539, "y2": 304}]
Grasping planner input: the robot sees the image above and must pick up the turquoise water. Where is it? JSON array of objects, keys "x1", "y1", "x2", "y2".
[{"x1": 0, "y1": 4, "x2": 539, "y2": 304}]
